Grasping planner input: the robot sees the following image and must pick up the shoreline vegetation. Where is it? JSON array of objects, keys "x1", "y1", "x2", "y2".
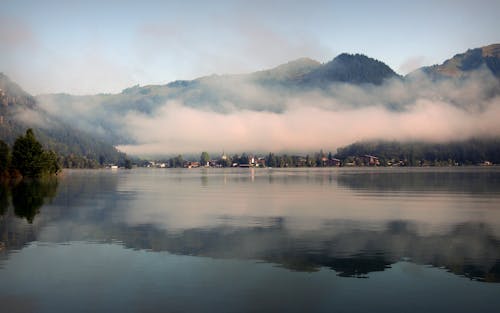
[
  {"x1": 0, "y1": 129, "x2": 60, "y2": 181},
  {"x1": 2, "y1": 130, "x2": 498, "y2": 172}
]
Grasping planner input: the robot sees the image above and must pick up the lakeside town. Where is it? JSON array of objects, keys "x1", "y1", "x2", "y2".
[{"x1": 134, "y1": 151, "x2": 495, "y2": 169}]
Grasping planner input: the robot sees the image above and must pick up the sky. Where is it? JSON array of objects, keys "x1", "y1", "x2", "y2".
[{"x1": 1, "y1": 0, "x2": 499, "y2": 95}]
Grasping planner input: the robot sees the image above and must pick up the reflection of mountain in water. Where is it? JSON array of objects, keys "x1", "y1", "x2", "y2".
[
  {"x1": 336, "y1": 169, "x2": 500, "y2": 194},
  {"x1": 98, "y1": 220, "x2": 499, "y2": 282},
  {"x1": 1, "y1": 169, "x2": 499, "y2": 282},
  {"x1": 2, "y1": 208, "x2": 499, "y2": 281}
]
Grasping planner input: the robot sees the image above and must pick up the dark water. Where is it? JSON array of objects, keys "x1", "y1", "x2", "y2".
[{"x1": 1, "y1": 167, "x2": 500, "y2": 313}]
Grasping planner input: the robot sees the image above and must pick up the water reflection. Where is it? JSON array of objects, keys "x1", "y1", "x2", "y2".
[
  {"x1": 0, "y1": 179, "x2": 58, "y2": 223},
  {"x1": 0, "y1": 183, "x2": 8, "y2": 216},
  {"x1": 0, "y1": 178, "x2": 59, "y2": 257},
  {"x1": 72, "y1": 220, "x2": 497, "y2": 282},
  {"x1": 336, "y1": 167, "x2": 500, "y2": 194},
  {"x1": 12, "y1": 179, "x2": 59, "y2": 223},
  {"x1": 0, "y1": 168, "x2": 499, "y2": 283}
]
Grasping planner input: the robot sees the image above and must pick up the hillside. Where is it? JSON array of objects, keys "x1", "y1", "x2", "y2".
[
  {"x1": 417, "y1": 44, "x2": 500, "y2": 79},
  {"x1": 0, "y1": 73, "x2": 125, "y2": 167},
  {"x1": 250, "y1": 57, "x2": 322, "y2": 84},
  {"x1": 298, "y1": 53, "x2": 401, "y2": 86}
]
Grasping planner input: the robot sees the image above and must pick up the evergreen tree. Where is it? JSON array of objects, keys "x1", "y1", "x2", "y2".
[{"x1": 11, "y1": 129, "x2": 60, "y2": 177}]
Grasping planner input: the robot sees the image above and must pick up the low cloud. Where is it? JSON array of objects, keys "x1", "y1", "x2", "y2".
[
  {"x1": 33, "y1": 64, "x2": 500, "y2": 157},
  {"x1": 117, "y1": 96, "x2": 500, "y2": 156}
]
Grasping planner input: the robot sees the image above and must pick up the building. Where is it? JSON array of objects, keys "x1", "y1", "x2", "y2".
[{"x1": 362, "y1": 155, "x2": 380, "y2": 166}]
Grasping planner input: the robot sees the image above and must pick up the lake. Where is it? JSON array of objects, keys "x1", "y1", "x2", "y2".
[{"x1": 1, "y1": 167, "x2": 500, "y2": 313}]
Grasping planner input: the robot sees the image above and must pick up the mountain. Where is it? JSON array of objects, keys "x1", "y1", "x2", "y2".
[
  {"x1": 35, "y1": 53, "x2": 400, "y2": 146},
  {"x1": 417, "y1": 44, "x2": 500, "y2": 79},
  {"x1": 1, "y1": 73, "x2": 37, "y2": 142},
  {"x1": 246, "y1": 53, "x2": 400, "y2": 87},
  {"x1": 0, "y1": 73, "x2": 125, "y2": 167},
  {"x1": 24, "y1": 44, "x2": 500, "y2": 154},
  {"x1": 298, "y1": 53, "x2": 401, "y2": 86},
  {"x1": 250, "y1": 57, "x2": 321, "y2": 84}
]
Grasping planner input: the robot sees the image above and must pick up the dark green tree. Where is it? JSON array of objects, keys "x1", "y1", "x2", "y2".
[
  {"x1": 11, "y1": 129, "x2": 60, "y2": 177},
  {"x1": 12, "y1": 129, "x2": 44, "y2": 177},
  {"x1": 200, "y1": 152, "x2": 210, "y2": 166}
]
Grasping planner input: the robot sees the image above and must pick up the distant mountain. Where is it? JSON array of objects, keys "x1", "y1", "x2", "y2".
[
  {"x1": 26, "y1": 44, "x2": 500, "y2": 153},
  {"x1": 0, "y1": 73, "x2": 125, "y2": 166},
  {"x1": 35, "y1": 53, "x2": 401, "y2": 145},
  {"x1": 298, "y1": 53, "x2": 401, "y2": 86},
  {"x1": 246, "y1": 53, "x2": 400, "y2": 87},
  {"x1": 417, "y1": 44, "x2": 500, "y2": 79},
  {"x1": 250, "y1": 57, "x2": 321, "y2": 84}
]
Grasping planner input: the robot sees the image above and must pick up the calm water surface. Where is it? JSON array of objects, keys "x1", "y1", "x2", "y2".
[{"x1": 1, "y1": 167, "x2": 500, "y2": 313}]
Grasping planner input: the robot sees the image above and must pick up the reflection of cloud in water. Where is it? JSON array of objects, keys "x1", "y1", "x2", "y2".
[
  {"x1": 69, "y1": 220, "x2": 500, "y2": 281},
  {"x1": 1, "y1": 168, "x2": 500, "y2": 282},
  {"x1": 115, "y1": 169, "x2": 500, "y2": 236}
]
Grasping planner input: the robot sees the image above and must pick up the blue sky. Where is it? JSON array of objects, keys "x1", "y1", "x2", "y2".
[{"x1": 1, "y1": 0, "x2": 499, "y2": 95}]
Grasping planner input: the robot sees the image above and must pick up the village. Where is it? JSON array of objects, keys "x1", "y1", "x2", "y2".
[{"x1": 138, "y1": 152, "x2": 417, "y2": 169}]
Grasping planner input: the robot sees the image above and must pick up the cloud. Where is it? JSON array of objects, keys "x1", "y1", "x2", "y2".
[
  {"x1": 110, "y1": 67, "x2": 500, "y2": 156},
  {"x1": 117, "y1": 96, "x2": 500, "y2": 156},
  {"x1": 398, "y1": 56, "x2": 429, "y2": 74},
  {"x1": 32, "y1": 62, "x2": 499, "y2": 157}
]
